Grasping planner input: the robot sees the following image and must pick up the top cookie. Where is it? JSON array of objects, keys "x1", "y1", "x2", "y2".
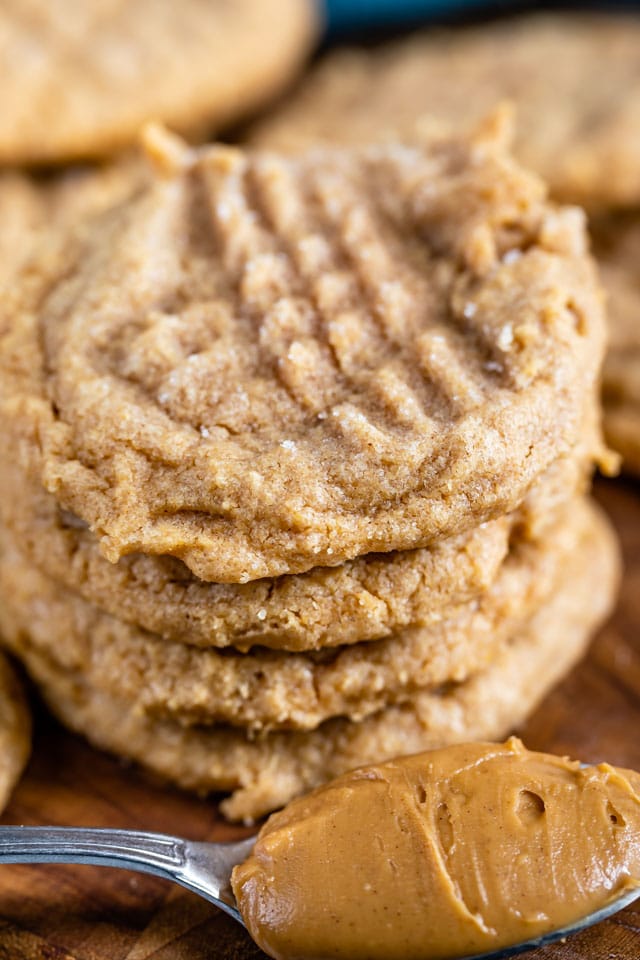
[
  {"x1": 0, "y1": 0, "x2": 318, "y2": 164},
  {"x1": 250, "y1": 13, "x2": 640, "y2": 210},
  {"x1": 0, "y1": 128, "x2": 605, "y2": 582}
]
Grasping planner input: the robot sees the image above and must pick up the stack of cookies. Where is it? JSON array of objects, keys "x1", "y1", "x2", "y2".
[{"x1": 0, "y1": 120, "x2": 619, "y2": 822}]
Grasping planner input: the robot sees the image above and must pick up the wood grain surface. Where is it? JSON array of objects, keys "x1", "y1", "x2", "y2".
[{"x1": 0, "y1": 477, "x2": 638, "y2": 960}]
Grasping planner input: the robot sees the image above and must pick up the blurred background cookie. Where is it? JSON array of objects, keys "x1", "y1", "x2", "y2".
[
  {"x1": 0, "y1": 0, "x2": 319, "y2": 164},
  {"x1": 0, "y1": 156, "x2": 145, "y2": 284},
  {"x1": 250, "y1": 12, "x2": 640, "y2": 211},
  {"x1": 593, "y1": 215, "x2": 640, "y2": 474}
]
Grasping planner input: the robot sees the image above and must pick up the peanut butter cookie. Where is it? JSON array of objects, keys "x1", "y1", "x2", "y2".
[
  {"x1": 0, "y1": 497, "x2": 591, "y2": 733},
  {"x1": 0, "y1": 0, "x2": 318, "y2": 163},
  {"x1": 0, "y1": 413, "x2": 597, "y2": 652},
  {"x1": 7, "y1": 499, "x2": 618, "y2": 821},
  {"x1": 250, "y1": 13, "x2": 640, "y2": 210},
  {"x1": 0, "y1": 460, "x2": 512, "y2": 653},
  {"x1": 0, "y1": 130, "x2": 606, "y2": 582}
]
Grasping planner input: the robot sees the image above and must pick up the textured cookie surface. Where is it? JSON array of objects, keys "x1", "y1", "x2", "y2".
[
  {"x1": 594, "y1": 215, "x2": 640, "y2": 474},
  {"x1": 0, "y1": 497, "x2": 591, "y2": 732},
  {"x1": 4, "y1": 501, "x2": 619, "y2": 821},
  {"x1": 250, "y1": 13, "x2": 640, "y2": 210},
  {"x1": 0, "y1": 417, "x2": 598, "y2": 653},
  {"x1": 0, "y1": 460, "x2": 511, "y2": 652},
  {"x1": 0, "y1": 654, "x2": 31, "y2": 814},
  {"x1": 0, "y1": 131, "x2": 605, "y2": 582},
  {"x1": 0, "y1": 0, "x2": 317, "y2": 163}
]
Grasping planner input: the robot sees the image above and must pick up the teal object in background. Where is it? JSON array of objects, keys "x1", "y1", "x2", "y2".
[{"x1": 325, "y1": 0, "x2": 491, "y2": 32}]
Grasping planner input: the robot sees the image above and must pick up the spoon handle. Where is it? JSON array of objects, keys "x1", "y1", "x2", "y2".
[
  {"x1": 0, "y1": 825, "x2": 251, "y2": 922},
  {"x1": 0, "y1": 823, "x2": 186, "y2": 870}
]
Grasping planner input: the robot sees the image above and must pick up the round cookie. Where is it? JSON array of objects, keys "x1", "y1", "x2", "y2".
[
  {"x1": 0, "y1": 409, "x2": 599, "y2": 653},
  {"x1": 0, "y1": 497, "x2": 590, "y2": 733},
  {"x1": 593, "y1": 215, "x2": 640, "y2": 474},
  {"x1": 0, "y1": 129, "x2": 606, "y2": 582},
  {"x1": 9, "y1": 499, "x2": 619, "y2": 821},
  {"x1": 0, "y1": 654, "x2": 31, "y2": 814},
  {"x1": 0, "y1": 0, "x2": 318, "y2": 164},
  {"x1": 0, "y1": 460, "x2": 512, "y2": 653},
  {"x1": 250, "y1": 12, "x2": 640, "y2": 211}
]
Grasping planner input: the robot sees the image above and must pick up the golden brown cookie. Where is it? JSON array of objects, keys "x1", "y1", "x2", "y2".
[
  {"x1": 8, "y1": 499, "x2": 618, "y2": 821},
  {"x1": 250, "y1": 13, "x2": 640, "y2": 211},
  {"x1": 0, "y1": 460, "x2": 511, "y2": 653},
  {"x1": 0, "y1": 129, "x2": 606, "y2": 583},
  {"x1": 0, "y1": 406, "x2": 599, "y2": 653},
  {"x1": 0, "y1": 0, "x2": 318, "y2": 164},
  {"x1": 0, "y1": 497, "x2": 592, "y2": 733},
  {"x1": 0, "y1": 654, "x2": 31, "y2": 814},
  {"x1": 593, "y1": 215, "x2": 640, "y2": 474}
]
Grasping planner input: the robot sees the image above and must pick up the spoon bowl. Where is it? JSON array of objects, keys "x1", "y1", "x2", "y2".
[{"x1": 0, "y1": 824, "x2": 638, "y2": 959}]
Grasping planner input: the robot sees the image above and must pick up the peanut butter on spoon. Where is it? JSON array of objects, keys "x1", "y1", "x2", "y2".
[{"x1": 232, "y1": 738, "x2": 640, "y2": 960}]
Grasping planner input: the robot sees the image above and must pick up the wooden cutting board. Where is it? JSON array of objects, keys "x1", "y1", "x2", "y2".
[{"x1": 0, "y1": 477, "x2": 639, "y2": 960}]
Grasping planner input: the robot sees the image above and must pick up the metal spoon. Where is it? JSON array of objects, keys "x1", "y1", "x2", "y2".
[{"x1": 0, "y1": 824, "x2": 638, "y2": 959}]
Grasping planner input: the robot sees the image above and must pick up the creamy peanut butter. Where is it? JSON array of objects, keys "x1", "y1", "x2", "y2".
[{"x1": 232, "y1": 738, "x2": 640, "y2": 960}]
